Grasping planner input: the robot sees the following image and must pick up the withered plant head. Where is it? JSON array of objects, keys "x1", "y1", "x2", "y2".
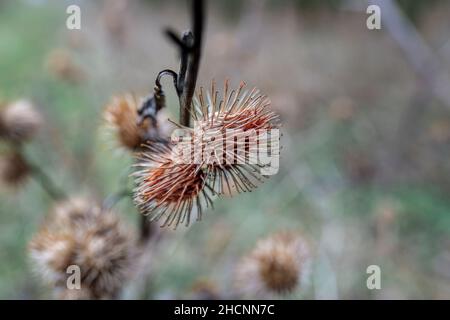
[
  {"x1": 104, "y1": 94, "x2": 169, "y2": 152},
  {"x1": 192, "y1": 80, "x2": 280, "y2": 131},
  {"x1": 0, "y1": 99, "x2": 42, "y2": 143},
  {"x1": 190, "y1": 80, "x2": 281, "y2": 196},
  {"x1": 133, "y1": 143, "x2": 213, "y2": 229},
  {"x1": 0, "y1": 151, "x2": 31, "y2": 188},
  {"x1": 235, "y1": 231, "x2": 310, "y2": 298},
  {"x1": 29, "y1": 197, "x2": 136, "y2": 299},
  {"x1": 132, "y1": 80, "x2": 281, "y2": 228},
  {"x1": 28, "y1": 228, "x2": 76, "y2": 287}
]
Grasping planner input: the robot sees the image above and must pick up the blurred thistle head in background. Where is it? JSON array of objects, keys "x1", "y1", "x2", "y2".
[
  {"x1": 0, "y1": 99, "x2": 42, "y2": 144},
  {"x1": 29, "y1": 197, "x2": 136, "y2": 299},
  {"x1": 45, "y1": 48, "x2": 84, "y2": 84},
  {"x1": 0, "y1": 151, "x2": 30, "y2": 188},
  {"x1": 103, "y1": 94, "x2": 171, "y2": 152},
  {"x1": 235, "y1": 231, "x2": 311, "y2": 298}
]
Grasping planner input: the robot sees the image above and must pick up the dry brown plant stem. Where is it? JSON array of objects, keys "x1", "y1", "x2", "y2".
[
  {"x1": 138, "y1": 0, "x2": 205, "y2": 241},
  {"x1": 165, "y1": 0, "x2": 204, "y2": 127}
]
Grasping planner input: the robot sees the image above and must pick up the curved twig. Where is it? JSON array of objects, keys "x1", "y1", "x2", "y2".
[{"x1": 165, "y1": 0, "x2": 204, "y2": 127}]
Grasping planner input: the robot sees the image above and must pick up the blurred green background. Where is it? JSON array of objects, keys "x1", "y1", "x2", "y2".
[{"x1": 1, "y1": 0, "x2": 450, "y2": 299}]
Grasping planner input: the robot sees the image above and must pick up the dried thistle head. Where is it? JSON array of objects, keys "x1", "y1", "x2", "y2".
[
  {"x1": 192, "y1": 81, "x2": 280, "y2": 131},
  {"x1": 29, "y1": 198, "x2": 135, "y2": 299},
  {"x1": 188, "y1": 80, "x2": 281, "y2": 195},
  {"x1": 133, "y1": 80, "x2": 281, "y2": 228},
  {"x1": 133, "y1": 143, "x2": 212, "y2": 229},
  {"x1": 104, "y1": 94, "x2": 170, "y2": 151},
  {"x1": 235, "y1": 232, "x2": 310, "y2": 298},
  {"x1": 51, "y1": 196, "x2": 101, "y2": 228},
  {"x1": 0, "y1": 151, "x2": 31, "y2": 187},
  {"x1": 0, "y1": 100, "x2": 42, "y2": 143},
  {"x1": 28, "y1": 228, "x2": 77, "y2": 286}
]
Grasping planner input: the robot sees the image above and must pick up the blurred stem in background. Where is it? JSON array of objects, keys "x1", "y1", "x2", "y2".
[
  {"x1": 29, "y1": 160, "x2": 66, "y2": 200},
  {"x1": 10, "y1": 144, "x2": 66, "y2": 200}
]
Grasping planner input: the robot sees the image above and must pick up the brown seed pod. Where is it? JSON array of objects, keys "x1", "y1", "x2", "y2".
[
  {"x1": 29, "y1": 198, "x2": 136, "y2": 299},
  {"x1": 104, "y1": 94, "x2": 151, "y2": 151},
  {"x1": 0, "y1": 100, "x2": 42, "y2": 143},
  {"x1": 104, "y1": 94, "x2": 170, "y2": 151},
  {"x1": 133, "y1": 81, "x2": 281, "y2": 228},
  {"x1": 28, "y1": 229, "x2": 77, "y2": 286},
  {"x1": 235, "y1": 232, "x2": 310, "y2": 298},
  {"x1": 133, "y1": 143, "x2": 213, "y2": 229},
  {"x1": 190, "y1": 80, "x2": 281, "y2": 195},
  {"x1": 0, "y1": 151, "x2": 31, "y2": 187}
]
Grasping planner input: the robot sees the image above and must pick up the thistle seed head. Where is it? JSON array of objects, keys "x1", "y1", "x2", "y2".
[
  {"x1": 187, "y1": 80, "x2": 281, "y2": 195},
  {"x1": 0, "y1": 100, "x2": 42, "y2": 143},
  {"x1": 133, "y1": 143, "x2": 212, "y2": 229},
  {"x1": 235, "y1": 232, "x2": 310, "y2": 298},
  {"x1": 29, "y1": 198, "x2": 136, "y2": 299},
  {"x1": 133, "y1": 80, "x2": 281, "y2": 228},
  {"x1": 0, "y1": 151, "x2": 31, "y2": 187},
  {"x1": 104, "y1": 94, "x2": 170, "y2": 151}
]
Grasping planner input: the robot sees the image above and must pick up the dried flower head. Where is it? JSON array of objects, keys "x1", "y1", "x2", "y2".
[
  {"x1": 104, "y1": 94, "x2": 170, "y2": 151},
  {"x1": 133, "y1": 143, "x2": 212, "y2": 229},
  {"x1": 235, "y1": 232, "x2": 310, "y2": 298},
  {"x1": 28, "y1": 229, "x2": 76, "y2": 286},
  {"x1": 29, "y1": 198, "x2": 135, "y2": 299},
  {"x1": 188, "y1": 81, "x2": 281, "y2": 195},
  {"x1": 133, "y1": 81, "x2": 281, "y2": 228},
  {"x1": 0, "y1": 151, "x2": 31, "y2": 187},
  {"x1": 0, "y1": 100, "x2": 42, "y2": 143},
  {"x1": 46, "y1": 49, "x2": 84, "y2": 83},
  {"x1": 193, "y1": 81, "x2": 280, "y2": 130},
  {"x1": 51, "y1": 197, "x2": 102, "y2": 228}
]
